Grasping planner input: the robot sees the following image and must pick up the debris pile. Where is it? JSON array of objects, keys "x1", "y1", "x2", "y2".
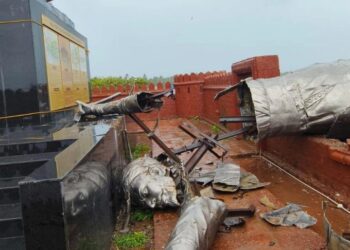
[{"x1": 75, "y1": 75, "x2": 350, "y2": 249}]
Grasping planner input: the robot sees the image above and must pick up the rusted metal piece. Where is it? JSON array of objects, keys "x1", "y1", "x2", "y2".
[
  {"x1": 214, "y1": 82, "x2": 242, "y2": 101},
  {"x1": 184, "y1": 143, "x2": 209, "y2": 174},
  {"x1": 219, "y1": 116, "x2": 256, "y2": 125},
  {"x1": 226, "y1": 205, "x2": 256, "y2": 217},
  {"x1": 128, "y1": 113, "x2": 181, "y2": 163},
  {"x1": 180, "y1": 122, "x2": 228, "y2": 153},
  {"x1": 178, "y1": 122, "x2": 250, "y2": 173},
  {"x1": 178, "y1": 123, "x2": 221, "y2": 158},
  {"x1": 174, "y1": 127, "x2": 250, "y2": 155}
]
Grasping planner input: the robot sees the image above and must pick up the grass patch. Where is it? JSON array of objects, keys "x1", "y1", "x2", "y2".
[
  {"x1": 132, "y1": 144, "x2": 151, "y2": 159},
  {"x1": 113, "y1": 231, "x2": 149, "y2": 249},
  {"x1": 211, "y1": 124, "x2": 221, "y2": 134},
  {"x1": 131, "y1": 209, "x2": 153, "y2": 222}
]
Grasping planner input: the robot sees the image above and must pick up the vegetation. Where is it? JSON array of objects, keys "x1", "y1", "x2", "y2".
[
  {"x1": 131, "y1": 144, "x2": 151, "y2": 159},
  {"x1": 90, "y1": 75, "x2": 173, "y2": 88},
  {"x1": 113, "y1": 232, "x2": 149, "y2": 249},
  {"x1": 131, "y1": 209, "x2": 153, "y2": 222},
  {"x1": 211, "y1": 124, "x2": 221, "y2": 134}
]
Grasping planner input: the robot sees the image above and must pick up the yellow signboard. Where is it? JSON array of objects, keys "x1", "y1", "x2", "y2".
[
  {"x1": 79, "y1": 47, "x2": 90, "y2": 102},
  {"x1": 58, "y1": 36, "x2": 75, "y2": 107},
  {"x1": 43, "y1": 27, "x2": 65, "y2": 111},
  {"x1": 42, "y1": 16, "x2": 90, "y2": 110}
]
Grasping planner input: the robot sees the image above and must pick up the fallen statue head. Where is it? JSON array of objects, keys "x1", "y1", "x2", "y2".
[{"x1": 123, "y1": 156, "x2": 180, "y2": 208}]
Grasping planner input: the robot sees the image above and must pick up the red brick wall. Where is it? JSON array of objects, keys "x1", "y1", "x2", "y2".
[
  {"x1": 202, "y1": 72, "x2": 228, "y2": 123},
  {"x1": 91, "y1": 55, "x2": 280, "y2": 124},
  {"x1": 232, "y1": 55, "x2": 280, "y2": 80}
]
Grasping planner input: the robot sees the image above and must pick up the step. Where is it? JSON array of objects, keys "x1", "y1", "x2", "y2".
[
  {"x1": 0, "y1": 203, "x2": 22, "y2": 221},
  {"x1": 0, "y1": 178, "x2": 24, "y2": 189},
  {"x1": 0, "y1": 157, "x2": 50, "y2": 179},
  {"x1": 0, "y1": 218, "x2": 23, "y2": 238},
  {"x1": 0, "y1": 236, "x2": 25, "y2": 250},
  {"x1": 0, "y1": 187, "x2": 19, "y2": 205},
  {"x1": 0, "y1": 139, "x2": 75, "y2": 157}
]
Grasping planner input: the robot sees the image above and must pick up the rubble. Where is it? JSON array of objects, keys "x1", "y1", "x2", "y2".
[{"x1": 261, "y1": 203, "x2": 317, "y2": 229}]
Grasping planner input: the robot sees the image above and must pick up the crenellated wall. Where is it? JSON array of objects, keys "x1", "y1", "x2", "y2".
[{"x1": 91, "y1": 55, "x2": 281, "y2": 123}]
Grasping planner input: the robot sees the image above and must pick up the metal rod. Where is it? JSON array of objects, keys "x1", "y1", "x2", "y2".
[
  {"x1": 174, "y1": 127, "x2": 249, "y2": 155},
  {"x1": 184, "y1": 143, "x2": 209, "y2": 174},
  {"x1": 214, "y1": 82, "x2": 242, "y2": 100},
  {"x1": 217, "y1": 127, "x2": 250, "y2": 141},
  {"x1": 219, "y1": 116, "x2": 256, "y2": 124},
  {"x1": 128, "y1": 113, "x2": 181, "y2": 163}
]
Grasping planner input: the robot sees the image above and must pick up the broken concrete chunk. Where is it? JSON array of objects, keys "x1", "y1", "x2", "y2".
[
  {"x1": 261, "y1": 203, "x2": 317, "y2": 229},
  {"x1": 165, "y1": 197, "x2": 226, "y2": 250}
]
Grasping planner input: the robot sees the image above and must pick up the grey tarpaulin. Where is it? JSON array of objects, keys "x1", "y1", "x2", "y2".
[
  {"x1": 165, "y1": 197, "x2": 226, "y2": 250},
  {"x1": 239, "y1": 60, "x2": 350, "y2": 140},
  {"x1": 75, "y1": 92, "x2": 163, "y2": 121},
  {"x1": 122, "y1": 156, "x2": 179, "y2": 208},
  {"x1": 261, "y1": 203, "x2": 317, "y2": 229}
]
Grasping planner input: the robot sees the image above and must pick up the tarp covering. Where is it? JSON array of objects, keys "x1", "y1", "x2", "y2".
[{"x1": 241, "y1": 60, "x2": 350, "y2": 140}]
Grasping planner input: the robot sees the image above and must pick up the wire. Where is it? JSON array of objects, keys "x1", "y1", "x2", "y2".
[{"x1": 259, "y1": 153, "x2": 350, "y2": 215}]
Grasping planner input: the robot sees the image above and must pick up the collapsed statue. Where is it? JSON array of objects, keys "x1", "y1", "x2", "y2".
[
  {"x1": 75, "y1": 90, "x2": 245, "y2": 249},
  {"x1": 216, "y1": 60, "x2": 350, "y2": 140},
  {"x1": 75, "y1": 92, "x2": 164, "y2": 121}
]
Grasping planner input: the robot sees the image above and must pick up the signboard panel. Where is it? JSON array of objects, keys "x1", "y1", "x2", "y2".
[
  {"x1": 58, "y1": 35, "x2": 75, "y2": 107},
  {"x1": 43, "y1": 27, "x2": 65, "y2": 110},
  {"x1": 79, "y1": 47, "x2": 90, "y2": 102}
]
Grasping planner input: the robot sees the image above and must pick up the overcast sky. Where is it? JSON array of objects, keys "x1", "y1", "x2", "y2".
[{"x1": 53, "y1": 0, "x2": 350, "y2": 78}]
